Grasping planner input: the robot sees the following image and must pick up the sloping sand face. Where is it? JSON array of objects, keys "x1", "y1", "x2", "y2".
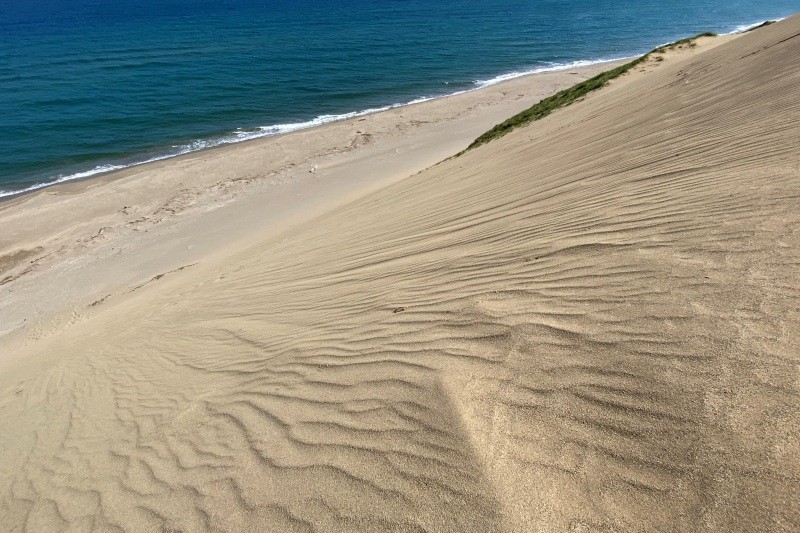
[{"x1": 2, "y1": 17, "x2": 800, "y2": 533}]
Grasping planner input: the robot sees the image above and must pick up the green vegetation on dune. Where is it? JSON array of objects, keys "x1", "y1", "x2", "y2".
[
  {"x1": 652, "y1": 32, "x2": 717, "y2": 53},
  {"x1": 462, "y1": 56, "x2": 647, "y2": 152},
  {"x1": 460, "y1": 32, "x2": 717, "y2": 154}
]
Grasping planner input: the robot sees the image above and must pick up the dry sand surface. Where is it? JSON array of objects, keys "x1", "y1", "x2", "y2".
[{"x1": 1, "y1": 17, "x2": 800, "y2": 532}]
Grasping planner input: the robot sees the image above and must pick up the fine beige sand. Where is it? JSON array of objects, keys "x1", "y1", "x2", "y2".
[{"x1": 1, "y1": 17, "x2": 799, "y2": 532}]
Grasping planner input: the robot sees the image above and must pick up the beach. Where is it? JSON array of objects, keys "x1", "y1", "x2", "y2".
[
  {"x1": 1, "y1": 16, "x2": 799, "y2": 532},
  {"x1": 0, "y1": 59, "x2": 631, "y2": 343}
]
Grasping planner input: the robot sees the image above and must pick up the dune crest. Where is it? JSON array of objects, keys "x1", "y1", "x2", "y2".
[{"x1": 2, "y1": 17, "x2": 799, "y2": 532}]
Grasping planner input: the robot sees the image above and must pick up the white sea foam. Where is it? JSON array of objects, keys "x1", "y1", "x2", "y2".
[
  {"x1": 726, "y1": 17, "x2": 785, "y2": 35},
  {"x1": 0, "y1": 164, "x2": 123, "y2": 198},
  {"x1": 0, "y1": 97, "x2": 442, "y2": 198},
  {"x1": 473, "y1": 57, "x2": 632, "y2": 88}
]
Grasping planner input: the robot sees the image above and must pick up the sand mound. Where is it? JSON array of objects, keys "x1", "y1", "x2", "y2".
[{"x1": 1, "y1": 17, "x2": 799, "y2": 532}]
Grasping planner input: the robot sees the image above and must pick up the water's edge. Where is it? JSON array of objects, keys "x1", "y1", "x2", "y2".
[{"x1": 0, "y1": 17, "x2": 781, "y2": 200}]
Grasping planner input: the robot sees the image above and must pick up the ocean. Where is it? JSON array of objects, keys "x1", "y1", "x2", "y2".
[{"x1": 1, "y1": 0, "x2": 797, "y2": 197}]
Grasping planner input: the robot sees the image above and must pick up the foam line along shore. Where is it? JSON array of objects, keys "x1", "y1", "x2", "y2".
[{"x1": 0, "y1": 4, "x2": 790, "y2": 198}]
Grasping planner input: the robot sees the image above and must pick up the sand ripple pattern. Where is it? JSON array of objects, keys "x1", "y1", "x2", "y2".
[{"x1": 2, "y1": 18, "x2": 800, "y2": 532}]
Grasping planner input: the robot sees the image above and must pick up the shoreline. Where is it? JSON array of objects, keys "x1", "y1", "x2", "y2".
[
  {"x1": 0, "y1": 56, "x2": 645, "y2": 344},
  {"x1": 0, "y1": 14, "x2": 782, "y2": 201},
  {"x1": 0, "y1": 56, "x2": 632, "y2": 201}
]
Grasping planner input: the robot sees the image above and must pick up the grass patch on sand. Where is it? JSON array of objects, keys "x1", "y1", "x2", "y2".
[
  {"x1": 460, "y1": 32, "x2": 716, "y2": 154},
  {"x1": 652, "y1": 32, "x2": 717, "y2": 53}
]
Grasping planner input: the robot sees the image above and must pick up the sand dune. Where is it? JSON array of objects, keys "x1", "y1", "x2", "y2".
[{"x1": 2, "y1": 17, "x2": 800, "y2": 532}]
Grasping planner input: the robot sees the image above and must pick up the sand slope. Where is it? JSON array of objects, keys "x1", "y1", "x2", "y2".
[{"x1": 2, "y1": 18, "x2": 800, "y2": 532}]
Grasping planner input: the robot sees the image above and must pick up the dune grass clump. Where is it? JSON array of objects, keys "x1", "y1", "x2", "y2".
[
  {"x1": 652, "y1": 32, "x2": 717, "y2": 53},
  {"x1": 460, "y1": 32, "x2": 717, "y2": 153}
]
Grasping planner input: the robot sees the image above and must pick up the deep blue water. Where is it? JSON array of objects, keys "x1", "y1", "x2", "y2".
[{"x1": 1, "y1": 0, "x2": 797, "y2": 197}]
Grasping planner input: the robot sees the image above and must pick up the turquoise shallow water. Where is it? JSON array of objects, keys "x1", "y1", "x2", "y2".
[{"x1": 1, "y1": 0, "x2": 797, "y2": 197}]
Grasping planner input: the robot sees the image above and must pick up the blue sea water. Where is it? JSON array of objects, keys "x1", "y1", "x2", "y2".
[{"x1": 1, "y1": 0, "x2": 797, "y2": 197}]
